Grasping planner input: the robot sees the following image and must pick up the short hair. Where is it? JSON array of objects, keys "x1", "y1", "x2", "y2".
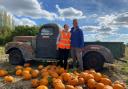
[{"x1": 73, "y1": 19, "x2": 78, "y2": 22}]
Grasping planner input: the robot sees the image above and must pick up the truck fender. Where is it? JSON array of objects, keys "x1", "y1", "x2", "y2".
[
  {"x1": 5, "y1": 42, "x2": 34, "y2": 61},
  {"x1": 83, "y1": 45, "x2": 114, "y2": 63}
]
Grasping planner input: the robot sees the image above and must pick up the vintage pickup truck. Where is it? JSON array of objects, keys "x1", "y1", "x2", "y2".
[{"x1": 5, "y1": 23, "x2": 125, "y2": 70}]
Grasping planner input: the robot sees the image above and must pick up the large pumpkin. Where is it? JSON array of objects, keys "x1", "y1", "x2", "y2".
[
  {"x1": 4, "y1": 75, "x2": 14, "y2": 83},
  {"x1": 65, "y1": 85, "x2": 75, "y2": 89},
  {"x1": 100, "y1": 78, "x2": 112, "y2": 85},
  {"x1": 31, "y1": 69, "x2": 39, "y2": 78},
  {"x1": 16, "y1": 69, "x2": 22, "y2": 76},
  {"x1": 87, "y1": 79, "x2": 96, "y2": 89},
  {"x1": 39, "y1": 78, "x2": 48, "y2": 86},
  {"x1": 36, "y1": 85, "x2": 48, "y2": 89},
  {"x1": 31, "y1": 79, "x2": 39, "y2": 88},
  {"x1": 95, "y1": 83, "x2": 105, "y2": 89},
  {"x1": 113, "y1": 84, "x2": 124, "y2": 89}
]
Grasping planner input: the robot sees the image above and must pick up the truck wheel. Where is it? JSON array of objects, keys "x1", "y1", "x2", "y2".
[
  {"x1": 9, "y1": 49, "x2": 24, "y2": 65},
  {"x1": 83, "y1": 52, "x2": 104, "y2": 71}
]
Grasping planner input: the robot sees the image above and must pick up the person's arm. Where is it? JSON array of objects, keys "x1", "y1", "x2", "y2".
[
  {"x1": 56, "y1": 34, "x2": 60, "y2": 45},
  {"x1": 79, "y1": 30, "x2": 84, "y2": 48}
]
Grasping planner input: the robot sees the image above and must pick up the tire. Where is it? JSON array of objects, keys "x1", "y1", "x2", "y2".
[
  {"x1": 83, "y1": 52, "x2": 104, "y2": 71},
  {"x1": 9, "y1": 49, "x2": 24, "y2": 65}
]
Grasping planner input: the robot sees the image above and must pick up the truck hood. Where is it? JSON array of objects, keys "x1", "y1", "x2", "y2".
[{"x1": 13, "y1": 36, "x2": 36, "y2": 42}]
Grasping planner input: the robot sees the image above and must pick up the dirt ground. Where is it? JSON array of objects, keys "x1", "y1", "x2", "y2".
[
  {"x1": 0, "y1": 47, "x2": 128, "y2": 89},
  {"x1": 0, "y1": 60, "x2": 127, "y2": 89}
]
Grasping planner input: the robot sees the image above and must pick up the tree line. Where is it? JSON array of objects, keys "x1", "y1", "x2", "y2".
[{"x1": 0, "y1": 26, "x2": 39, "y2": 45}]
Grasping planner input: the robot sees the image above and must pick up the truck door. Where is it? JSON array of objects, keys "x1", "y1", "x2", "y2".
[{"x1": 36, "y1": 24, "x2": 59, "y2": 58}]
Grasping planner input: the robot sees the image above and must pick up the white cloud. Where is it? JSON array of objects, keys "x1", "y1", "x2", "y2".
[
  {"x1": 13, "y1": 17, "x2": 36, "y2": 26},
  {"x1": 0, "y1": 0, "x2": 56, "y2": 20},
  {"x1": 55, "y1": 4, "x2": 86, "y2": 20}
]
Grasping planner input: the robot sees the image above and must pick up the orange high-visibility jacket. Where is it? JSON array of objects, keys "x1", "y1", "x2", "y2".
[{"x1": 57, "y1": 30, "x2": 71, "y2": 49}]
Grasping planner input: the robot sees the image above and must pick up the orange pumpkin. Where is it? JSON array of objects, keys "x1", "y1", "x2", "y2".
[
  {"x1": 100, "y1": 78, "x2": 112, "y2": 85},
  {"x1": 31, "y1": 69, "x2": 39, "y2": 78},
  {"x1": 31, "y1": 79, "x2": 39, "y2": 88},
  {"x1": 0, "y1": 69, "x2": 8, "y2": 77},
  {"x1": 94, "y1": 72, "x2": 102, "y2": 82},
  {"x1": 65, "y1": 85, "x2": 75, "y2": 89},
  {"x1": 103, "y1": 85, "x2": 113, "y2": 89},
  {"x1": 75, "y1": 86, "x2": 83, "y2": 89},
  {"x1": 16, "y1": 69, "x2": 22, "y2": 76},
  {"x1": 54, "y1": 82, "x2": 65, "y2": 89},
  {"x1": 4, "y1": 75, "x2": 14, "y2": 83},
  {"x1": 38, "y1": 65, "x2": 43, "y2": 70},
  {"x1": 24, "y1": 63, "x2": 31, "y2": 67},
  {"x1": 36, "y1": 85, "x2": 48, "y2": 89},
  {"x1": 78, "y1": 77, "x2": 84, "y2": 85},
  {"x1": 113, "y1": 84, "x2": 124, "y2": 89},
  {"x1": 84, "y1": 74, "x2": 94, "y2": 83},
  {"x1": 87, "y1": 79, "x2": 96, "y2": 89},
  {"x1": 50, "y1": 72, "x2": 59, "y2": 78},
  {"x1": 39, "y1": 78, "x2": 48, "y2": 86},
  {"x1": 15, "y1": 65, "x2": 23, "y2": 70},
  {"x1": 62, "y1": 73, "x2": 71, "y2": 82},
  {"x1": 95, "y1": 83, "x2": 105, "y2": 89},
  {"x1": 23, "y1": 67, "x2": 32, "y2": 72},
  {"x1": 79, "y1": 72, "x2": 88, "y2": 78},
  {"x1": 68, "y1": 77, "x2": 78, "y2": 86},
  {"x1": 57, "y1": 67, "x2": 65, "y2": 75},
  {"x1": 23, "y1": 72, "x2": 31, "y2": 80}
]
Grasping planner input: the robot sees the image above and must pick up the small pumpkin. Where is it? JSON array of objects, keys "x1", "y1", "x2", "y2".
[
  {"x1": 38, "y1": 65, "x2": 43, "y2": 70},
  {"x1": 84, "y1": 74, "x2": 94, "y2": 83},
  {"x1": 87, "y1": 79, "x2": 96, "y2": 89},
  {"x1": 23, "y1": 72, "x2": 31, "y2": 80},
  {"x1": 68, "y1": 77, "x2": 78, "y2": 86},
  {"x1": 103, "y1": 85, "x2": 113, "y2": 89},
  {"x1": 39, "y1": 78, "x2": 48, "y2": 86},
  {"x1": 36, "y1": 85, "x2": 48, "y2": 89},
  {"x1": 78, "y1": 77, "x2": 84, "y2": 85},
  {"x1": 54, "y1": 82, "x2": 65, "y2": 89},
  {"x1": 31, "y1": 69, "x2": 39, "y2": 78},
  {"x1": 65, "y1": 85, "x2": 75, "y2": 89},
  {"x1": 24, "y1": 63, "x2": 31, "y2": 67},
  {"x1": 94, "y1": 72, "x2": 102, "y2": 82},
  {"x1": 113, "y1": 84, "x2": 124, "y2": 89},
  {"x1": 75, "y1": 86, "x2": 83, "y2": 89},
  {"x1": 62, "y1": 73, "x2": 71, "y2": 82},
  {"x1": 100, "y1": 78, "x2": 112, "y2": 85},
  {"x1": 0, "y1": 69, "x2": 8, "y2": 77},
  {"x1": 4, "y1": 75, "x2": 14, "y2": 83},
  {"x1": 31, "y1": 79, "x2": 39, "y2": 88},
  {"x1": 16, "y1": 69, "x2": 22, "y2": 76},
  {"x1": 15, "y1": 65, "x2": 23, "y2": 70},
  {"x1": 95, "y1": 83, "x2": 105, "y2": 89},
  {"x1": 23, "y1": 67, "x2": 32, "y2": 72}
]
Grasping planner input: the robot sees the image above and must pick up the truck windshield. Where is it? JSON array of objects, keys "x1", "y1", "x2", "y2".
[{"x1": 41, "y1": 28, "x2": 53, "y2": 36}]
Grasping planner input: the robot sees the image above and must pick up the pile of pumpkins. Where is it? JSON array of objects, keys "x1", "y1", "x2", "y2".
[{"x1": 0, "y1": 63, "x2": 126, "y2": 89}]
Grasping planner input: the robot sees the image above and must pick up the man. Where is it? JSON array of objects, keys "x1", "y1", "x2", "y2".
[
  {"x1": 70, "y1": 19, "x2": 84, "y2": 71},
  {"x1": 57, "y1": 24, "x2": 71, "y2": 69}
]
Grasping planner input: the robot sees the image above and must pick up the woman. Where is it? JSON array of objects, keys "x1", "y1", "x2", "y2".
[{"x1": 57, "y1": 24, "x2": 71, "y2": 69}]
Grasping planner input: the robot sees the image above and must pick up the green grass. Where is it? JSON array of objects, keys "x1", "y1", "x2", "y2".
[{"x1": 0, "y1": 46, "x2": 5, "y2": 55}]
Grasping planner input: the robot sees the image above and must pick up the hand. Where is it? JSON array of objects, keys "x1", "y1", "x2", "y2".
[{"x1": 56, "y1": 47, "x2": 59, "y2": 50}]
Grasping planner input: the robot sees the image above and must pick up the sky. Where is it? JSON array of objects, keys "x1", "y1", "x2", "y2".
[{"x1": 0, "y1": 0, "x2": 128, "y2": 43}]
